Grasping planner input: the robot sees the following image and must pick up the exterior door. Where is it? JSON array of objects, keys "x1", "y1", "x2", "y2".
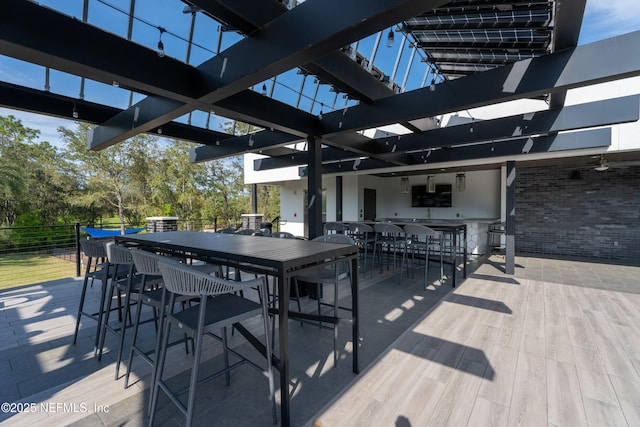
[{"x1": 363, "y1": 188, "x2": 376, "y2": 220}]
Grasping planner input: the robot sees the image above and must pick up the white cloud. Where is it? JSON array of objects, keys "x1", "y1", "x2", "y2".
[
  {"x1": 582, "y1": 0, "x2": 640, "y2": 42},
  {"x1": 0, "y1": 107, "x2": 73, "y2": 148}
]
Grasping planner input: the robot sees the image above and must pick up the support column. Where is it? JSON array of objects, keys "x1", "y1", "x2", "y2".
[
  {"x1": 307, "y1": 136, "x2": 323, "y2": 239},
  {"x1": 251, "y1": 183, "x2": 258, "y2": 214},
  {"x1": 336, "y1": 176, "x2": 343, "y2": 221},
  {"x1": 505, "y1": 161, "x2": 516, "y2": 275}
]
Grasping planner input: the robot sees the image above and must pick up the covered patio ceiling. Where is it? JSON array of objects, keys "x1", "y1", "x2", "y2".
[{"x1": 1, "y1": 0, "x2": 640, "y2": 176}]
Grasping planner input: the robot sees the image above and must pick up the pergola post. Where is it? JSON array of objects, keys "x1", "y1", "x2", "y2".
[
  {"x1": 336, "y1": 176, "x2": 343, "y2": 221},
  {"x1": 505, "y1": 160, "x2": 516, "y2": 275},
  {"x1": 307, "y1": 136, "x2": 323, "y2": 239},
  {"x1": 251, "y1": 183, "x2": 258, "y2": 214}
]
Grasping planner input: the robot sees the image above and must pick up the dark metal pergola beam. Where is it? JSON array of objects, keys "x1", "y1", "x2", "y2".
[
  {"x1": 0, "y1": 1, "x2": 199, "y2": 100},
  {"x1": 88, "y1": 0, "x2": 450, "y2": 151},
  {"x1": 182, "y1": 0, "x2": 287, "y2": 34},
  {"x1": 548, "y1": 0, "x2": 588, "y2": 108},
  {"x1": 192, "y1": 30, "x2": 640, "y2": 162},
  {"x1": 190, "y1": 130, "x2": 301, "y2": 161},
  {"x1": 357, "y1": 94, "x2": 639, "y2": 159},
  {"x1": 0, "y1": 81, "x2": 231, "y2": 144},
  {"x1": 0, "y1": 1, "x2": 325, "y2": 139},
  {"x1": 308, "y1": 127, "x2": 612, "y2": 175},
  {"x1": 319, "y1": 30, "x2": 640, "y2": 137},
  {"x1": 191, "y1": 0, "x2": 397, "y2": 104},
  {"x1": 253, "y1": 88, "x2": 636, "y2": 169}
]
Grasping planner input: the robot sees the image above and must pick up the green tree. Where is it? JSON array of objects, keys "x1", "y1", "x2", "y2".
[
  {"x1": 215, "y1": 120, "x2": 280, "y2": 227},
  {"x1": 0, "y1": 115, "x2": 40, "y2": 225},
  {"x1": 200, "y1": 156, "x2": 249, "y2": 227},
  {"x1": 0, "y1": 161, "x2": 25, "y2": 226},
  {"x1": 60, "y1": 122, "x2": 159, "y2": 234},
  {"x1": 152, "y1": 139, "x2": 207, "y2": 220}
]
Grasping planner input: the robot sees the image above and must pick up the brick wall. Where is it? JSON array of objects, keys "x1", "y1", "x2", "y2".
[{"x1": 515, "y1": 163, "x2": 640, "y2": 261}]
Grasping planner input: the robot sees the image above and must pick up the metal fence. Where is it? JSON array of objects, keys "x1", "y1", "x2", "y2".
[{"x1": 0, "y1": 219, "x2": 214, "y2": 290}]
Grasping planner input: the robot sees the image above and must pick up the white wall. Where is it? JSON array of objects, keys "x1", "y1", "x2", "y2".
[
  {"x1": 278, "y1": 169, "x2": 500, "y2": 236},
  {"x1": 372, "y1": 170, "x2": 500, "y2": 220},
  {"x1": 279, "y1": 181, "x2": 305, "y2": 236}
]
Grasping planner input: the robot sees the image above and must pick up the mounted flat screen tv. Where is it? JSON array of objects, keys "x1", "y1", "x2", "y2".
[{"x1": 411, "y1": 184, "x2": 452, "y2": 207}]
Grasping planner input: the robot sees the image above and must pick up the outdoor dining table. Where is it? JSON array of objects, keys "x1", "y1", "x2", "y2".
[
  {"x1": 114, "y1": 230, "x2": 360, "y2": 427},
  {"x1": 342, "y1": 220, "x2": 467, "y2": 286}
]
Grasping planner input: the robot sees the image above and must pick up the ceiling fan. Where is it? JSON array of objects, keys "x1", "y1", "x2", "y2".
[
  {"x1": 594, "y1": 154, "x2": 609, "y2": 171},
  {"x1": 591, "y1": 154, "x2": 640, "y2": 171}
]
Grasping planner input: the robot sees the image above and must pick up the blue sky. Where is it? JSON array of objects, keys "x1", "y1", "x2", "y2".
[{"x1": 1, "y1": 0, "x2": 639, "y2": 148}]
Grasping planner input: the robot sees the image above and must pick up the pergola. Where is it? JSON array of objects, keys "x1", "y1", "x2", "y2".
[{"x1": 2, "y1": 0, "x2": 640, "y2": 273}]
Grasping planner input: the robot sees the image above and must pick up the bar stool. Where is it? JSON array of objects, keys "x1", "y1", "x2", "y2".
[
  {"x1": 487, "y1": 221, "x2": 506, "y2": 257},
  {"x1": 347, "y1": 222, "x2": 376, "y2": 277},
  {"x1": 97, "y1": 243, "x2": 161, "y2": 380},
  {"x1": 124, "y1": 249, "x2": 196, "y2": 389},
  {"x1": 74, "y1": 239, "x2": 116, "y2": 352},
  {"x1": 149, "y1": 258, "x2": 276, "y2": 427},
  {"x1": 292, "y1": 233, "x2": 354, "y2": 365},
  {"x1": 402, "y1": 224, "x2": 444, "y2": 288},
  {"x1": 373, "y1": 222, "x2": 406, "y2": 279},
  {"x1": 325, "y1": 221, "x2": 348, "y2": 234}
]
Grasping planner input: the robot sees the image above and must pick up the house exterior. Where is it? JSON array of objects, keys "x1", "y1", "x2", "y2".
[{"x1": 245, "y1": 76, "x2": 640, "y2": 261}]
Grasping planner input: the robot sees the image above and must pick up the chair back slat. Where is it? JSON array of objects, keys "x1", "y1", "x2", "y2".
[
  {"x1": 403, "y1": 224, "x2": 440, "y2": 237},
  {"x1": 130, "y1": 249, "x2": 167, "y2": 276},
  {"x1": 105, "y1": 242, "x2": 133, "y2": 265},
  {"x1": 80, "y1": 238, "x2": 107, "y2": 258},
  {"x1": 157, "y1": 259, "x2": 264, "y2": 297}
]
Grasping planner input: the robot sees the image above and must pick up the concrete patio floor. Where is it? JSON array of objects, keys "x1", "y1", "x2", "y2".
[{"x1": 1, "y1": 254, "x2": 639, "y2": 426}]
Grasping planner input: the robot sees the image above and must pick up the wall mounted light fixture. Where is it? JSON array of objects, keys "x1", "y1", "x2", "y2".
[
  {"x1": 426, "y1": 175, "x2": 435, "y2": 193},
  {"x1": 455, "y1": 172, "x2": 466, "y2": 191},
  {"x1": 400, "y1": 176, "x2": 409, "y2": 193}
]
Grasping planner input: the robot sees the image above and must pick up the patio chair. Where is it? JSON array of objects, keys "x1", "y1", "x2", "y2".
[
  {"x1": 216, "y1": 226, "x2": 237, "y2": 234},
  {"x1": 373, "y1": 222, "x2": 407, "y2": 279},
  {"x1": 149, "y1": 258, "x2": 276, "y2": 427},
  {"x1": 402, "y1": 224, "x2": 444, "y2": 288},
  {"x1": 124, "y1": 249, "x2": 208, "y2": 390},
  {"x1": 97, "y1": 242, "x2": 162, "y2": 380},
  {"x1": 324, "y1": 221, "x2": 348, "y2": 234},
  {"x1": 271, "y1": 231, "x2": 295, "y2": 239},
  {"x1": 292, "y1": 233, "x2": 354, "y2": 365},
  {"x1": 347, "y1": 222, "x2": 376, "y2": 277},
  {"x1": 74, "y1": 238, "x2": 119, "y2": 352},
  {"x1": 234, "y1": 228, "x2": 256, "y2": 235}
]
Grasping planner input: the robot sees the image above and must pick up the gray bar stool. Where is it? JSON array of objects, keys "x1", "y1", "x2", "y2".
[{"x1": 149, "y1": 258, "x2": 276, "y2": 427}]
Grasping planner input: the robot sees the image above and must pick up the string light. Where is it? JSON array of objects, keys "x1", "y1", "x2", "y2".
[
  {"x1": 72, "y1": 104, "x2": 79, "y2": 119},
  {"x1": 386, "y1": 28, "x2": 395, "y2": 48},
  {"x1": 157, "y1": 27, "x2": 166, "y2": 57}
]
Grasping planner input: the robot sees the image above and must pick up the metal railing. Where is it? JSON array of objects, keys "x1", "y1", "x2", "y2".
[{"x1": 0, "y1": 219, "x2": 216, "y2": 289}]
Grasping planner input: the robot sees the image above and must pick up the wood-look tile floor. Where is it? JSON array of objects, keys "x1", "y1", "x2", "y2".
[
  {"x1": 310, "y1": 255, "x2": 640, "y2": 427},
  {"x1": 1, "y1": 254, "x2": 639, "y2": 426}
]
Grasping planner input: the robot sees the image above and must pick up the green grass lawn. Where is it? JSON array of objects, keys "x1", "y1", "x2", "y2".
[{"x1": 0, "y1": 253, "x2": 78, "y2": 290}]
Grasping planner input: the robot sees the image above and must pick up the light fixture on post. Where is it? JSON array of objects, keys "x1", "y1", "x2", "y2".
[
  {"x1": 426, "y1": 175, "x2": 436, "y2": 193},
  {"x1": 400, "y1": 176, "x2": 409, "y2": 193},
  {"x1": 386, "y1": 28, "x2": 395, "y2": 48},
  {"x1": 157, "y1": 27, "x2": 166, "y2": 57},
  {"x1": 455, "y1": 171, "x2": 466, "y2": 191}
]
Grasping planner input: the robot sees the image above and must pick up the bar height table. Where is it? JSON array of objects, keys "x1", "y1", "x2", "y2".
[{"x1": 115, "y1": 231, "x2": 359, "y2": 426}]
